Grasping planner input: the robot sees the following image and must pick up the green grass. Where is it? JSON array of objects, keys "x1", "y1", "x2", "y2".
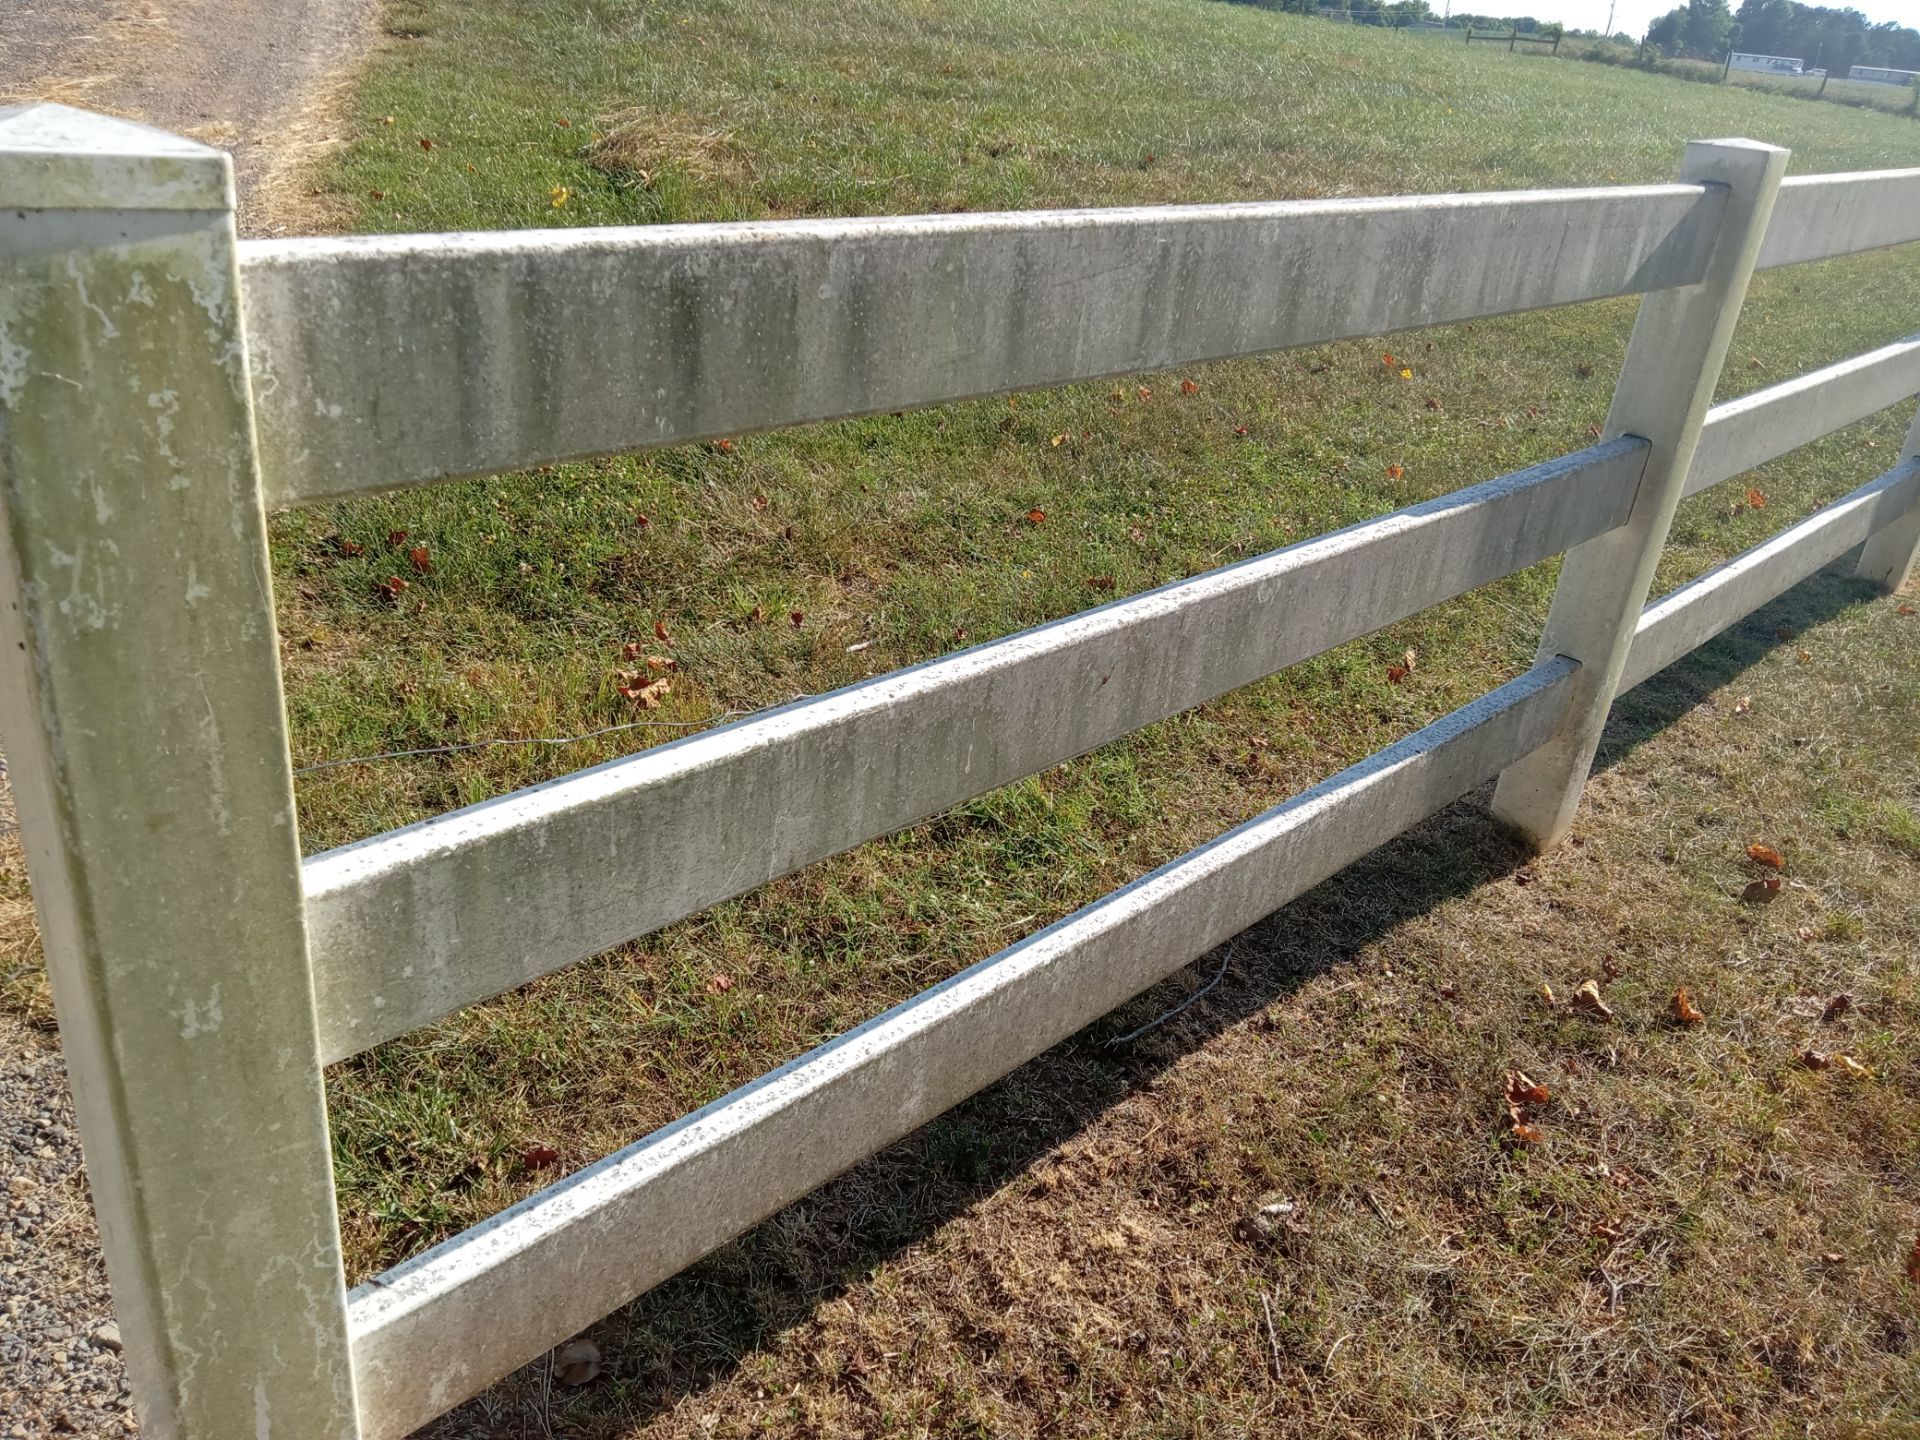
[
  {"x1": 284, "y1": 0, "x2": 1920, "y2": 1271},
  {"x1": 7, "y1": 0, "x2": 1919, "y2": 1433}
]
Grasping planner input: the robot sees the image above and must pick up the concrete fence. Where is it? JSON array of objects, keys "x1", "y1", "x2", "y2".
[{"x1": 1, "y1": 102, "x2": 1918, "y2": 1439}]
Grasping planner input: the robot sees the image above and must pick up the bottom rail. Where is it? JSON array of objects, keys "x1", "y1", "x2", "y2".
[
  {"x1": 1622, "y1": 458, "x2": 1920, "y2": 691},
  {"x1": 344, "y1": 657, "x2": 1581, "y2": 1437}
]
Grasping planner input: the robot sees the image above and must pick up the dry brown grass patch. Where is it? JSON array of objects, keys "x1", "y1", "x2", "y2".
[{"x1": 587, "y1": 110, "x2": 757, "y2": 190}]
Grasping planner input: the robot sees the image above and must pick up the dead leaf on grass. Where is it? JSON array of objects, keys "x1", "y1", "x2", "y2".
[
  {"x1": 616, "y1": 672, "x2": 671, "y2": 708},
  {"x1": 1571, "y1": 979, "x2": 1615, "y2": 1020},
  {"x1": 1747, "y1": 844, "x2": 1785, "y2": 868},
  {"x1": 1505, "y1": 1071, "x2": 1550, "y2": 1107},
  {"x1": 1504, "y1": 1070, "x2": 1550, "y2": 1144},
  {"x1": 1821, "y1": 993, "x2": 1853, "y2": 1022},
  {"x1": 1670, "y1": 988, "x2": 1706, "y2": 1027},
  {"x1": 1742, "y1": 875, "x2": 1783, "y2": 904}
]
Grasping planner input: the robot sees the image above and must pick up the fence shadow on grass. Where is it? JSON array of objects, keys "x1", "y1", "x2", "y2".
[{"x1": 425, "y1": 562, "x2": 1876, "y2": 1439}]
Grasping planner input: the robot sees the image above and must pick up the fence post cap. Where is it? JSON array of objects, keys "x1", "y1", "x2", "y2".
[
  {"x1": 1683, "y1": 136, "x2": 1791, "y2": 159},
  {"x1": 0, "y1": 101, "x2": 230, "y2": 211}
]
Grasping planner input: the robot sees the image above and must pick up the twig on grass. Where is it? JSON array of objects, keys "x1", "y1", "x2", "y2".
[{"x1": 1260, "y1": 1290, "x2": 1284, "y2": 1384}]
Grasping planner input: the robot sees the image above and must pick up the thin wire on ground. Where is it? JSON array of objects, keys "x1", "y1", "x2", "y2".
[{"x1": 1107, "y1": 944, "x2": 1235, "y2": 1046}]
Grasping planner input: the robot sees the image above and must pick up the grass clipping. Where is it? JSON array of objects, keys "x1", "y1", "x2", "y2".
[{"x1": 586, "y1": 110, "x2": 754, "y2": 190}]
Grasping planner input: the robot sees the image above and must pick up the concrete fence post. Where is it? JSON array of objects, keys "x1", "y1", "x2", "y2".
[
  {"x1": 0, "y1": 104, "x2": 360, "y2": 1438},
  {"x1": 1491, "y1": 138, "x2": 1789, "y2": 850},
  {"x1": 1855, "y1": 404, "x2": 1920, "y2": 591}
]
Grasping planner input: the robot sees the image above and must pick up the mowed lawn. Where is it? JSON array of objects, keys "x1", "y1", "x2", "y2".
[{"x1": 7, "y1": 0, "x2": 1920, "y2": 1434}]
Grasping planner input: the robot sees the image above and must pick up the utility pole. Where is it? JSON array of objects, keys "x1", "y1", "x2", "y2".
[{"x1": 1605, "y1": 0, "x2": 1617, "y2": 38}]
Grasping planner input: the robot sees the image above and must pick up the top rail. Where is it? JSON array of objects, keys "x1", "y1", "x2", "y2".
[
  {"x1": 239, "y1": 183, "x2": 1720, "y2": 506},
  {"x1": 1756, "y1": 168, "x2": 1920, "y2": 271}
]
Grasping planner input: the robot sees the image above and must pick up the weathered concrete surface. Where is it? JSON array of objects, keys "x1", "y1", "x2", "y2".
[
  {"x1": 1758, "y1": 168, "x2": 1920, "y2": 270},
  {"x1": 1855, "y1": 406, "x2": 1920, "y2": 591},
  {"x1": 0, "y1": 105, "x2": 359, "y2": 1439},
  {"x1": 240, "y1": 184, "x2": 1720, "y2": 504},
  {"x1": 343, "y1": 658, "x2": 1579, "y2": 1440},
  {"x1": 1690, "y1": 336, "x2": 1920, "y2": 498},
  {"x1": 1627, "y1": 458, "x2": 1920, "y2": 690},
  {"x1": 303, "y1": 440, "x2": 1646, "y2": 1062},
  {"x1": 1492, "y1": 139, "x2": 1790, "y2": 850}
]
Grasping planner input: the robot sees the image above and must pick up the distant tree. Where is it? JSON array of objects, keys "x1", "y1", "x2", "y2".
[
  {"x1": 1646, "y1": 6, "x2": 1687, "y2": 51},
  {"x1": 1683, "y1": 0, "x2": 1735, "y2": 55},
  {"x1": 1724, "y1": 1, "x2": 1920, "y2": 70}
]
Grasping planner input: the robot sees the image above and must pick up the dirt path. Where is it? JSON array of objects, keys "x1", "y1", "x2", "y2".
[
  {"x1": 0, "y1": 0, "x2": 378, "y2": 234},
  {"x1": 0, "y1": 4, "x2": 377, "y2": 1434}
]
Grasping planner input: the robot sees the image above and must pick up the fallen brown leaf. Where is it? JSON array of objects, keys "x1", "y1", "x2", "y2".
[
  {"x1": 1746, "y1": 843, "x2": 1785, "y2": 868},
  {"x1": 1741, "y1": 875, "x2": 1783, "y2": 904},
  {"x1": 1670, "y1": 988, "x2": 1705, "y2": 1027},
  {"x1": 1506, "y1": 1070, "x2": 1551, "y2": 1107},
  {"x1": 1571, "y1": 979, "x2": 1615, "y2": 1020}
]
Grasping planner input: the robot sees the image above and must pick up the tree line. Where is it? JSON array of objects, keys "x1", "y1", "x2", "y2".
[{"x1": 1219, "y1": 0, "x2": 1920, "y2": 68}]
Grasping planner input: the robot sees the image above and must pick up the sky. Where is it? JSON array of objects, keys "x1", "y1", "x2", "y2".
[{"x1": 1444, "y1": 0, "x2": 1920, "y2": 38}]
